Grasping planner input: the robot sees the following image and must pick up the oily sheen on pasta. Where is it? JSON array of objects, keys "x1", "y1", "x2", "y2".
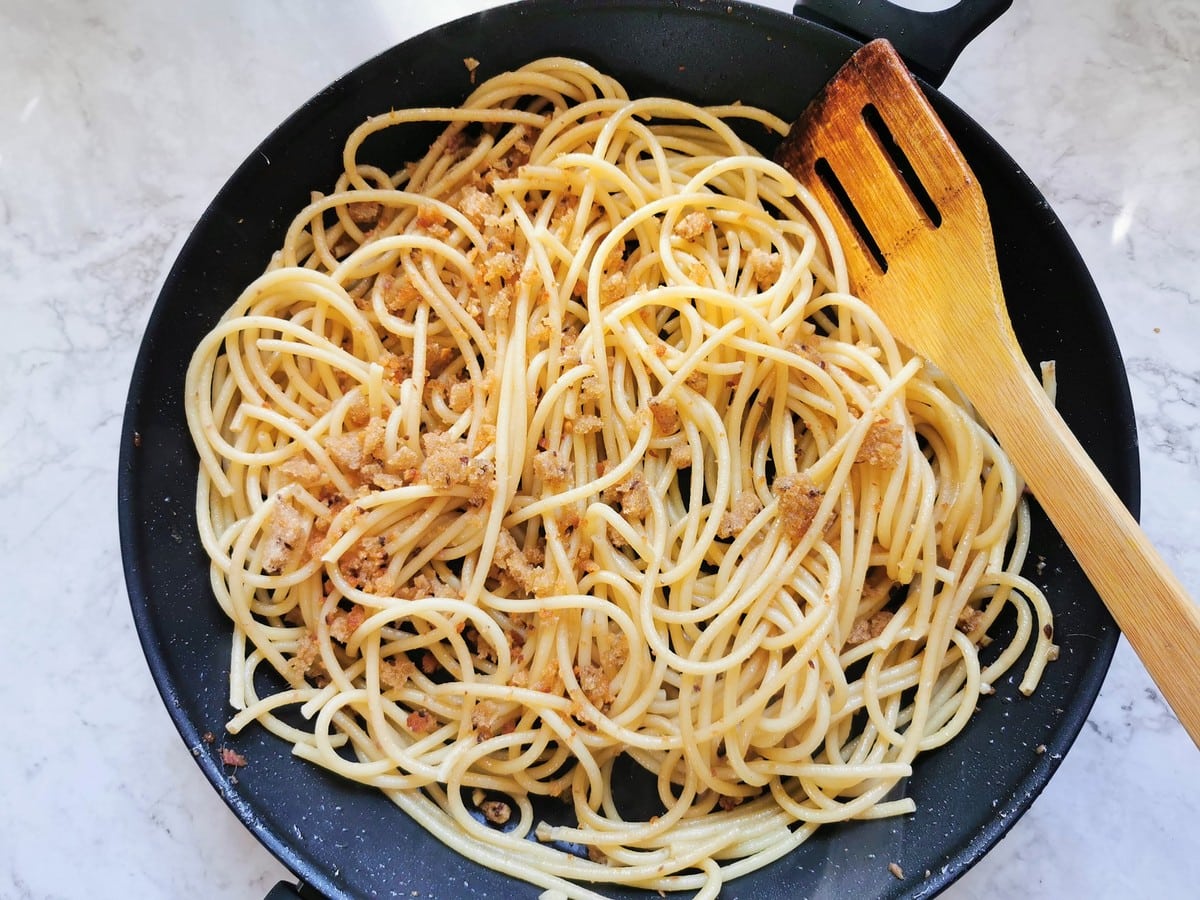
[{"x1": 185, "y1": 57, "x2": 1057, "y2": 899}]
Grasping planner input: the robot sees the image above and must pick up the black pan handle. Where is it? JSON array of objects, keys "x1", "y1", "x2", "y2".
[
  {"x1": 265, "y1": 880, "x2": 326, "y2": 900},
  {"x1": 792, "y1": 0, "x2": 1012, "y2": 86}
]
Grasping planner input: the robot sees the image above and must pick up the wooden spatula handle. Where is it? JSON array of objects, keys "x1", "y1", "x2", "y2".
[{"x1": 974, "y1": 364, "x2": 1200, "y2": 748}]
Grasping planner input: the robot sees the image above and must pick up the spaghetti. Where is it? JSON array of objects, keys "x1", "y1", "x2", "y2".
[{"x1": 185, "y1": 57, "x2": 1057, "y2": 899}]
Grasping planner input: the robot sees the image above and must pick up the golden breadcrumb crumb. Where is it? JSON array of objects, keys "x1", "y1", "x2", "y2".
[
  {"x1": 380, "y1": 657, "x2": 416, "y2": 690},
  {"x1": 673, "y1": 210, "x2": 713, "y2": 240},
  {"x1": 480, "y1": 799, "x2": 511, "y2": 825},
  {"x1": 278, "y1": 456, "x2": 322, "y2": 487},
  {"x1": 575, "y1": 664, "x2": 616, "y2": 712},
  {"x1": 325, "y1": 432, "x2": 365, "y2": 472},
  {"x1": 848, "y1": 610, "x2": 894, "y2": 646},
  {"x1": 856, "y1": 418, "x2": 904, "y2": 467},
  {"x1": 346, "y1": 201, "x2": 381, "y2": 226},
  {"x1": 260, "y1": 499, "x2": 307, "y2": 573},
  {"x1": 533, "y1": 449, "x2": 572, "y2": 489},
  {"x1": 717, "y1": 490, "x2": 763, "y2": 539},
  {"x1": 648, "y1": 397, "x2": 680, "y2": 436},
  {"x1": 327, "y1": 604, "x2": 367, "y2": 642},
  {"x1": 471, "y1": 700, "x2": 509, "y2": 739},
  {"x1": 747, "y1": 247, "x2": 782, "y2": 288},
  {"x1": 407, "y1": 709, "x2": 437, "y2": 733},
  {"x1": 774, "y1": 473, "x2": 823, "y2": 542}
]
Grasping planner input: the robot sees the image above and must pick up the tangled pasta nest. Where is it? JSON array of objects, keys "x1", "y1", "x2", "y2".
[{"x1": 186, "y1": 57, "x2": 1055, "y2": 899}]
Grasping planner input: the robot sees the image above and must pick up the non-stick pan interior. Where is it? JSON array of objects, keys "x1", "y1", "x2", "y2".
[{"x1": 118, "y1": 2, "x2": 1136, "y2": 898}]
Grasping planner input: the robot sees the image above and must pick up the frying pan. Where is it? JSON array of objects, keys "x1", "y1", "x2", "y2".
[{"x1": 117, "y1": 1, "x2": 1139, "y2": 897}]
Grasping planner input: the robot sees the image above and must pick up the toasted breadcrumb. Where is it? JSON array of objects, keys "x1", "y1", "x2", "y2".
[
  {"x1": 415, "y1": 203, "x2": 449, "y2": 238},
  {"x1": 407, "y1": 709, "x2": 437, "y2": 733},
  {"x1": 494, "y1": 530, "x2": 546, "y2": 596},
  {"x1": 380, "y1": 657, "x2": 416, "y2": 690},
  {"x1": 289, "y1": 630, "x2": 323, "y2": 680},
  {"x1": 600, "y1": 270, "x2": 628, "y2": 303},
  {"x1": 673, "y1": 210, "x2": 713, "y2": 240},
  {"x1": 573, "y1": 415, "x2": 604, "y2": 434},
  {"x1": 576, "y1": 664, "x2": 616, "y2": 712},
  {"x1": 325, "y1": 431, "x2": 365, "y2": 472},
  {"x1": 261, "y1": 499, "x2": 307, "y2": 573},
  {"x1": 345, "y1": 395, "x2": 371, "y2": 428},
  {"x1": 579, "y1": 376, "x2": 604, "y2": 402},
  {"x1": 278, "y1": 456, "x2": 323, "y2": 487},
  {"x1": 856, "y1": 418, "x2": 904, "y2": 467},
  {"x1": 395, "y1": 571, "x2": 457, "y2": 601},
  {"x1": 648, "y1": 397, "x2": 680, "y2": 436},
  {"x1": 617, "y1": 475, "x2": 652, "y2": 520},
  {"x1": 718, "y1": 490, "x2": 763, "y2": 539},
  {"x1": 480, "y1": 799, "x2": 511, "y2": 825},
  {"x1": 327, "y1": 604, "x2": 367, "y2": 642},
  {"x1": 532, "y1": 658, "x2": 561, "y2": 694},
  {"x1": 603, "y1": 473, "x2": 651, "y2": 519},
  {"x1": 423, "y1": 342, "x2": 457, "y2": 378},
  {"x1": 448, "y1": 381, "x2": 473, "y2": 413},
  {"x1": 747, "y1": 247, "x2": 782, "y2": 288},
  {"x1": 381, "y1": 274, "x2": 422, "y2": 315},
  {"x1": 956, "y1": 605, "x2": 986, "y2": 634},
  {"x1": 847, "y1": 610, "x2": 894, "y2": 646},
  {"x1": 601, "y1": 634, "x2": 629, "y2": 677},
  {"x1": 533, "y1": 449, "x2": 572, "y2": 489},
  {"x1": 458, "y1": 185, "x2": 501, "y2": 226},
  {"x1": 667, "y1": 435, "x2": 693, "y2": 469},
  {"x1": 347, "y1": 201, "x2": 381, "y2": 227},
  {"x1": 362, "y1": 417, "x2": 387, "y2": 460},
  {"x1": 774, "y1": 473, "x2": 823, "y2": 542},
  {"x1": 471, "y1": 700, "x2": 509, "y2": 739},
  {"x1": 380, "y1": 349, "x2": 414, "y2": 384},
  {"x1": 481, "y1": 248, "x2": 521, "y2": 285},
  {"x1": 384, "y1": 445, "x2": 422, "y2": 481},
  {"x1": 420, "y1": 433, "x2": 495, "y2": 503},
  {"x1": 339, "y1": 535, "x2": 389, "y2": 592}
]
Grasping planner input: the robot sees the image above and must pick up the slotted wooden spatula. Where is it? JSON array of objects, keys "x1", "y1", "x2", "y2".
[{"x1": 776, "y1": 39, "x2": 1200, "y2": 748}]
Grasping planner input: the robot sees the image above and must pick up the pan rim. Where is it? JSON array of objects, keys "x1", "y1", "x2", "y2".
[{"x1": 118, "y1": 2, "x2": 1134, "y2": 897}]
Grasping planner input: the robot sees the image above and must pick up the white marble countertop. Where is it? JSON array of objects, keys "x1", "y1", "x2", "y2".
[{"x1": 2, "y1": 0, "x2": 1196, "y2": 897}]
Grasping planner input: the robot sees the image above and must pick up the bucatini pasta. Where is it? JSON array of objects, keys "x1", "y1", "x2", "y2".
[{"x1": 185, "y1": 57, "x2": 1056, "y2": 899}]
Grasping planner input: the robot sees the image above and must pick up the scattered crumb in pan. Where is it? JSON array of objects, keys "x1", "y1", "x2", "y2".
[
  {"x1": 888, "y1": 861, "x2": 905, "y2": 880},
  {"x1": 463, "y1": 57, "x2": 480, "y2": 83},
  {"x1": 480, "y1": 799, "x2": 510, "y2": 825},
  {"x1": 219, "y1": 747, "x2": 248, "y2": 767}
]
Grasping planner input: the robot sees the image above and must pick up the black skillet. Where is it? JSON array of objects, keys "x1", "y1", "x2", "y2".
[{"x1": 118, "y1": 1, "x2": 1139, "y2": 898}]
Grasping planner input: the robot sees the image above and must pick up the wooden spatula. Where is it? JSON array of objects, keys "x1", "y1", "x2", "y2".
[{"x1": 776, "y1": 39, "x2": 1200, "y2": 748}]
